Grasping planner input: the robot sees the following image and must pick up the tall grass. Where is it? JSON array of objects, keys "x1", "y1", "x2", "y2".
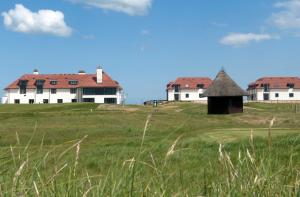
[{"x1": 1, "y1": 114, "x2": 300, "y2": 196}]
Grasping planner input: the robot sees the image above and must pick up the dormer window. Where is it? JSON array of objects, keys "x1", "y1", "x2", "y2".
[
  {"x1": 263, "y1": 84, "x2": 270, "y2": 92},
  {"x1": 35, "y1": 79, "x2": 45, "y2": 94},
  {"x1": 50, "y1": 80, "x2": 58, "y2": 85},
  {"x1": 18, "y1": 80, "x2": 28, "y2": 94},
  {"x1": 197, "y1": 84, "x2": 204, "y2": 89},
  {"x1": 287, "y1": 83, "x2": 294, "y2": 89},
  {"x1": 69, "y1": 80, "x2": 78, "y2": 85}
]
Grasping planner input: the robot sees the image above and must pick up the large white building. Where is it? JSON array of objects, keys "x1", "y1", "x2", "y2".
[
  {"x1": 247, "y1": 77, "x2": 300, "y2": 102},
  {"x1": 2, "y1": 67, "x2": 124, "y2": 104},
  {"x1": 166, "y1": 77, "x2": 212, "y2": 102}
]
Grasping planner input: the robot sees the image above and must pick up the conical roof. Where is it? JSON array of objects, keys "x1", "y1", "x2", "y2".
[{"x1": 203, "y1": 70, "x2": 248, "y2": 97}]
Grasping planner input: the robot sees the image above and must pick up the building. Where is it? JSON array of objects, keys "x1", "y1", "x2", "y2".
[
  {"x1": 2, "y1": 67, "x2": 124, "y2": 104},
  {"x1": 203, "y1": 70, "x2": 248, "y2": 114},
  {"x1": 247, "y1": 77, "x2": 300, "y2": 102},
  {"x1": 166, "y1": 77, "x2": 213, "y2": 102}
]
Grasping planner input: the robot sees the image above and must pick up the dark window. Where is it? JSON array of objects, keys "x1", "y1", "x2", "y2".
[
  {"x1": 29, "y1": 99, "x2": 34, "y2": 104},
  {"x1": 14, "y1": 99, "x2": 20, "y2": 104},
  {"x1": 174, "y1": 94, "x2": 179, "y2": 101},
  {"x1": 50, "y1": 80, "x2": 58, "y2": 85},
  {"x1": 199, "y1": 94, "x2": 204, "y2": 98},
  {"x1": 263, "y1": 93, "x2": 269, "y2": 101},
  {"x1": 57, "y1": 99, "x2": 63, "y2": 103},
  {"x1": 70, "y1": 88, "x2": 77, "y2": 94},
  {"x1": 43, "y1": 99, "x2": 49, "y2": 104},
  {"x1": 83, "y1": 98, "x2": 95, "y2": 103},
  {"x1": 83, "y1": 88, "x2": 117, "y2": 95},
  {"x1": 69, "y1": 80, "x2": 78, "y2": 85},
  {"x1": 36, "y1": 87, "x2": 43, "y2": 94},
  {"x1": 263, "y1": 84, "x2": 270, "y2": 92},
  {"x1": 289, "y1": 93, "x2": 294, "y2": 98},
  {"x1": 72, "y1": 99, "x2": 77, "y2": 103},
  {"x1": 186, "y1": 94, "x2": 189, "y2": 98},
  {"x1": 104, "y1": 98, "x2": 117, "y2": 104},
  {"x1": 51, "y1": 89, "x2": 57, "y2": 94},
  {"x1": 18, "y1": 80, "x2": 28, "y2": 94},
  {"x1": 174, "y1": 85, "x2": 180, "y2": 93},
  {"x1": 197, "y1": 84, "x2": 204, "y2": 89},
  {"x1": 287, "y1": 83, "x2": 295, "y2": 89},
  {"x1": 275, "y1": 93, "x2": 279, "y2": 98}
]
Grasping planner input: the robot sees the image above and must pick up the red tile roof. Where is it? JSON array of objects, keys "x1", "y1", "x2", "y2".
[
  {"x1": 167, "y1": 77, "x2": 212, "y2": 90},
  {"x1": 5, "y1": 72, "x2": 122, "y2": 90},
  {"x1": 248, "y1": 77, "x2": 300, "y2": 90}
]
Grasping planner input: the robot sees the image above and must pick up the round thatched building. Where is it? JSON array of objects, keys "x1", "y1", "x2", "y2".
[{"x1": 203, "y1": 69, "x2": 248, "y2": 114}]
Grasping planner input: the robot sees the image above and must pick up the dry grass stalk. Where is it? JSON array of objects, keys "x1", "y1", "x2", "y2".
[
  {"x1": 140, "y1": 113, "x2": 153, "y2": 153},
  {"x1": 33, "y1": 181, "x2": 39, "y2": 196},
  {"x1": 268, "y1": 117, "x2": 276, "y2": 150},
  {"x1": 12, "y1": 161, "x2": 28, "y2": 194},
  {"x1": 58, "y1": 135, "x2": 88, "y2": 160},
  {"x1": 73, "y1": 142, "x2": 81, "y2": 176}
]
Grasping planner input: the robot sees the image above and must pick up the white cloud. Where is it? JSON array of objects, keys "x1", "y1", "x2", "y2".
[
  {"x1": 270, "y1": 0, "x2": 300, "y2": 29},
  {"x1": 2, "y1": 4, "x2": 72, "y2": 37},
  {"x1": 68, "y1": 0, "x2": 152, "y2": 16},
  {"x1": 220, "y1": 33, "x2": 277, "y2": 47}
]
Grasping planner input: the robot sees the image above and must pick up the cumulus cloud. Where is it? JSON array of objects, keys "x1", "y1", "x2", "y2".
[
  {"x1": 2, "y1": 4, "x2": 72, "y2": 37},
  {"x1": 270, "y1": 0, "x2": 300, "y2": 29},
  {"x1": 220, "y1": 33, "x2": 278, "y2": 47},
  {"x1": 68, "y1": 0, "x2": 152, "y2": 16}
]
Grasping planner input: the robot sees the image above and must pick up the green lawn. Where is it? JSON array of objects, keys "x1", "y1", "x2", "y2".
[{"x1": 0, "y1": 102, "x2": 300, "y2": 196}]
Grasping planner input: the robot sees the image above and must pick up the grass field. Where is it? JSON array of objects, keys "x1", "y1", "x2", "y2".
[{"x1": 0, "y1": 102, "x2": 300, "y2": 196}]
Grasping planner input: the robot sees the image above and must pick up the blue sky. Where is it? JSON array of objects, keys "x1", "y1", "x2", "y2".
[{"x1": 1, "y1": 0, "x2": 300, "y2": 103}]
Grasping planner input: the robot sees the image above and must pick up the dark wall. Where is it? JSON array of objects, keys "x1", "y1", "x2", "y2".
[{"x1": 207, "y1": 96, "x2": 243, "y2": 114}]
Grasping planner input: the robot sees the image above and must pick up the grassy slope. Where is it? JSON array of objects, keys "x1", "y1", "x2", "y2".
[{"x1": 0, "y1": 102, "x2": 300, "y2": 196}]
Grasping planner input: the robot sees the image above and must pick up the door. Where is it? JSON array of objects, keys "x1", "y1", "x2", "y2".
[
  {"x1": 263, "y1": 93, "x2": 269, "y2": 101},
  {"x1": 174, "y1": 94, "x2": 179, "y2": 101}
]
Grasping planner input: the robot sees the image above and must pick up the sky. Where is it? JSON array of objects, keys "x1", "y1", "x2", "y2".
[{"x1": 0, "y1": 0, "x2": 300, "y2": 104}]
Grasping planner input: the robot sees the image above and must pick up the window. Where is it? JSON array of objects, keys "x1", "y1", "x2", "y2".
[
  {"x1": 287, "y1": 83, "x2": 295, "y2": 89},
  {"x1": 36, "y1": 79, "x2": 45, "y2": 94},
  {"x1": 50, "y1": 80, "x2": 57, "y2": 85},
  {"x1": 199, "y1": 94, "x2": 204, "y2": 98},
  {"x1": 70, "y1": 88, "x2": 77, "y2": 94},
  {"x1": 51, "y1": 89, "x2": 57, "y2": 94},
  {"x1": 57, "y1": 99, "x2": 63, "y2": 103},
  {"x1": 43, "y1": 99, "x2": 49, "y2": 104},
  {"x1": 83, "y1": 88, "x2": 117, "y2": 95},
  {"x1": 275, "y1": 93, "x2": 279, "y2": 98},
  {"x1": 185, "y1": 94, "x2": 189, "y2": 98},
  {"x1": 174, "y1": 85, "x2": 180, "y2": 93},
  {"x1": 18, "y1": 80, "x2": 28, "y2": 94},
  {"x1": 69, "y1": 80, "x2": 78, "y2": 85},
  {"x1": 263, "y1": 84, "x2": 270, "y2": 92},
  {"x1": 14, "y1": 99, "x2": 20, "y2": 104},
  {"x1": 36, "y1": 87, "x2": 43, "y2": 94},
  {"x1": 197, "y1": 84, "x2": 204, "y2": 89},
  {"x1": 29, "y1": 99, "x2": 34, "y2": 104},
  {"x1": 289, "y1": 93, "x2": 294, "y2": 98},
  {"x1": 83, "y1": 98, "x2": 95, "y2": 103},
  {"x1": 72, "y1": 99, "x2": 77, "y2": 103},
  {"x1": 104, "y1": 98, "x2": 117, "y2": 104}
]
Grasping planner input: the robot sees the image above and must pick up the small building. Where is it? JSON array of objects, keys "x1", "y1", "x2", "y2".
[
  {"x1": 248, "y1": 77, "x2": 300, "y2": 102},
  {"x1": 203, "y1": 70, "x2": 248, "y2": 114},
  {"x1": 2, "y1": 66, "x2": 124, "y2": 104},
  {"x1": 166, "y1": 77, "x2": 212, "y2": 102}
]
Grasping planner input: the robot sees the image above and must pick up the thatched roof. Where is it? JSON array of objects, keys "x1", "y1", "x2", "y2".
[{"x1": 203, "y1": 70, "x2": 248, "y2": 97}]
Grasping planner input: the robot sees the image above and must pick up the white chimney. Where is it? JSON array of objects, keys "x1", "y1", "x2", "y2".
[
  {"x1": 33, "y1": 69, "x2": 39, "y2": 75},
  {"x1": 96, "y1": 66, "x2": 103, "y2": 84}
]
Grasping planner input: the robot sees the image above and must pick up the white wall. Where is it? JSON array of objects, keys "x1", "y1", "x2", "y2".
[
  {"x1": 3, "y1": 88, "x2": 123, "y2": 104},
  {"x1": 252, "y1": 89, "x2": 300, "y2": 101},
  {"x1": 167, "y1": 89, "x2": 207, "y2": 101}
]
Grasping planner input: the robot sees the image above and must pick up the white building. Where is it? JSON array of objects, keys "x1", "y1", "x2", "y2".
[
  {"x1": 247, "y1": 77, "x2": 300, "y2": 102},
  {"x1": 166, "y1": 77, "x2": 212, "y2": 102},
  {"x1": 2, "y1": 67, "x2": 124, "y2": 104}
]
